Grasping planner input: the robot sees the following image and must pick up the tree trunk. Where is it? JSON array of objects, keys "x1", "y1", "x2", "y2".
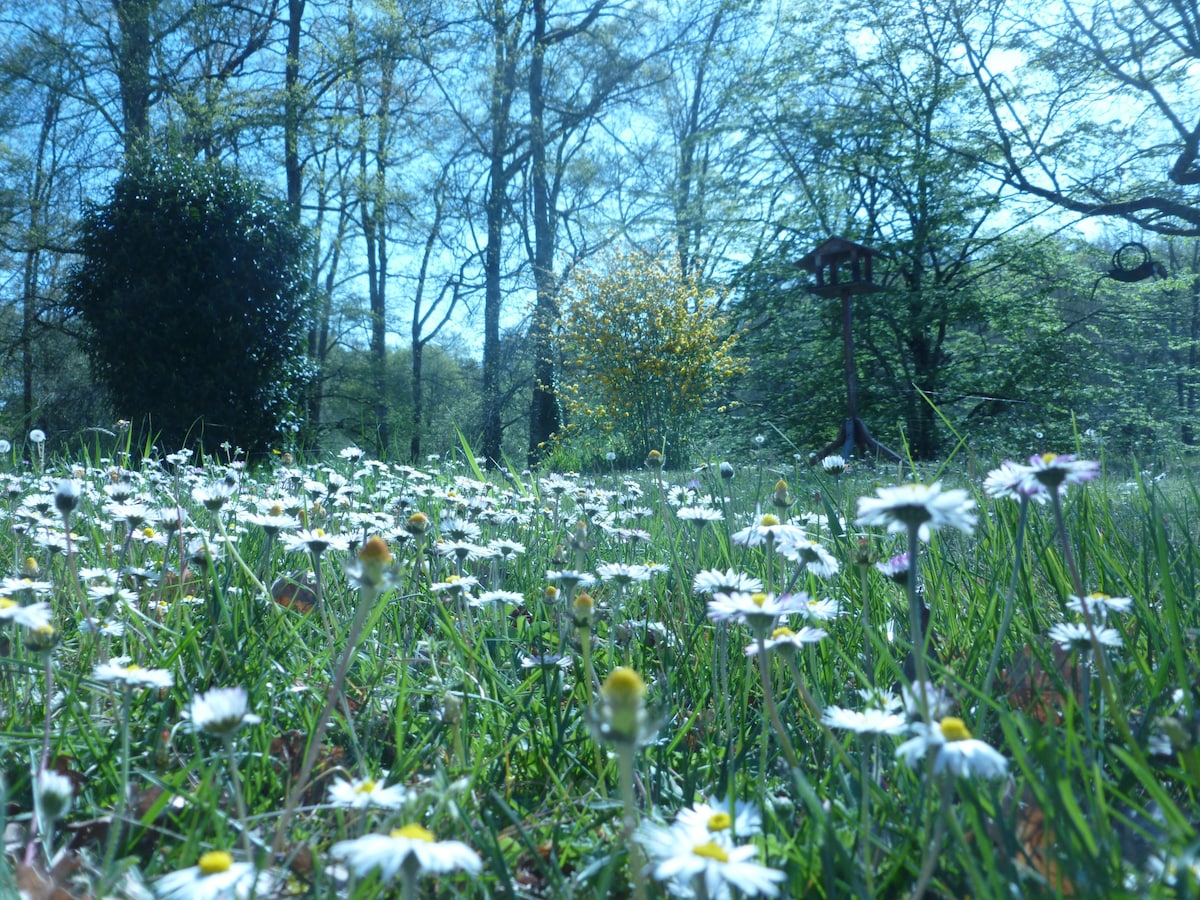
[
  {"x1": 527, "y1": 0, "x2": 560, "y2": 463},
  {"x1": 113, "y1": 0, "x2": 156, "y2": 155}
]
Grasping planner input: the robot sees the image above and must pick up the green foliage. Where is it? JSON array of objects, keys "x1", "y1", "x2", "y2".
[{"x1": 63, "y1": 153, "x2": 313, "y2": 454}]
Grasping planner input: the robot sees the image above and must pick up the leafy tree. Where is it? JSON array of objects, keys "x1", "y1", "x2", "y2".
[
  {"x1": 64, "y1": 154, "x2": 312, "y2": 453},
  {"x1": 940, "y1": 0, "x2": 1200, "y2": 235},
  {"x1": 552, "y1": 251, "x2": 745, "y2": 465}
]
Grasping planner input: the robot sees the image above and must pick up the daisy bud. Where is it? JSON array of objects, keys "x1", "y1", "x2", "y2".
[
  {"x1": 55, "y1": 479, "x2": 81, "y2": 516},
  {"x1": 645, "y1": 449, "x2": 663, "y2": 469},
  {"x1": 37, "y1": 769, "x2": 73, "y2": 823}
]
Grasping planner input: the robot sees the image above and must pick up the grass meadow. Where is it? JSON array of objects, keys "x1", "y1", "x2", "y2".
[{"x1": 0, "y1": 436, "x2": 1198, "y2": 898}]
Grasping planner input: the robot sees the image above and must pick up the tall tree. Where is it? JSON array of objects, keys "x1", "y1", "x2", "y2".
[{"x1": 940, "y1": 0, "x2": 1200, "y2": 235}]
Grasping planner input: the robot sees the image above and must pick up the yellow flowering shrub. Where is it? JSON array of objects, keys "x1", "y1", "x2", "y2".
[{"x1": 550, "y1": 252, "x2": 746, "y2": 462}]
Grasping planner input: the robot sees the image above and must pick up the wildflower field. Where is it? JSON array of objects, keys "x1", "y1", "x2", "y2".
[{"x1": 1, "y1": 438, "x2": 1199, "y2": 899}]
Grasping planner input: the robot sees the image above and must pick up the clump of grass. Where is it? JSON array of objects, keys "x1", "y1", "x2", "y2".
[{"x1": 0, "y1": 441, "x2": 1196, "y2": 897}]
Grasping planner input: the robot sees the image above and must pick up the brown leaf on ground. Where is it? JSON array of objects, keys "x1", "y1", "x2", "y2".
[
  {"x1": 13, "y1": 853, "x2": 87, "y2": 900},
  {"x1": 1000, "y1": 642, "x2": 1081, "y2": 724}
]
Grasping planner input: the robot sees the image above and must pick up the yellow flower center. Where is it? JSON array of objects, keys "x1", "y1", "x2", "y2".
[
  {"x1": 707, "y1": 812, "x2": 733, "y2": 832},
  {"x1": 358, "y1": 535, "x2": 393, "y2": 564},
  {"x1": 759, "y1": 514, "x2": 780, "y2": 527},
  {"x1": 198, "y1": 850, "x2": 234, "y2": 876},
  {"x1": 0, "y1": 597, "x2": 14, "y2": 610},
  {"x1": 315, "y1": 527, "x2": 326, "y2": 537},
  {"x1": 939, "y1": 717, "x2": 972, "y2": 742},
  {"x1": 142, "y1": 527, "x2": 156, "y2": 539},
  {"x1": 124, "y1": 664, "x2": 143, "y2": 673},
  {"x1": 770, "y1": 627, "x2": 795, "y2": 640},
  {"x1": 1040, "y1": 452, "x2": 1058, "y2": 464},
  {"x1": 751, "y1": 593, "x2": 768, "y2": 608},
  {"x1": 602, "y1": 667, "x2": 647, "y2": 702},
  {"x1": 544, "y1": 585, "x2": 559, "y2": 600},
  {"x1": 355, "y1": 780, "x2": 377, "y2": 794},
  {"x1": 391, "y1": 824, "x2": 435, "y2": 842},
  {"x1": 692, "y1": 841, "x2": 730, "y2": 862},
  {"x1": 269, "y1": 503, "x2": 284, "y2": 516}
]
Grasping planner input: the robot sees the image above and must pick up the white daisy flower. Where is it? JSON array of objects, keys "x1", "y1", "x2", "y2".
[
  {"x1": 327, "y1": 776, "x2": 407, "y2": 810},
  {"x1": 707, "y1": 591, "x2": 809, "y2": 633},
  {"x1": 331, "y1": 825, "x2": 482, "y2": 880},
  {"x1": 187, "y1": 687, "x2": 260, "y2": 736},
  {"x1": 895, "y1": 717, "x2": 1007, "y2": 778},
  {"x1": 1048, "y1": 622, "x2": 1123, "y2": 652},
  {"x1": 155, "y1": 850, "x2": 272, "y2": 899},
  {"x1": 744, "y1": 625, "x2": 827, "y2": 655},
  {"x1": 775, "y1": 533, "x2": 840, "y2": 577},
  {"x1": 673, "y1": 796, "x2": 762, "y2": 841},
  {"x1": 0, "y1": 597, "x2": 52, "y2": 630},
  {"x1": 856, "y1": 482, "x2": 976, "y2": 541},
  {"x1": 1066, "y1": 592, "x2": 1132, "y2": 620},
  {"x1": 693, "y1": 569, "x2": 763, "y2": 596},
  {"x1": 93, "y1": 659, "x2": 173, "y2": 690},
  {"x1": 822, "y1": 706, "x2": 907, "y2": 735},
  {"x1": 731, "y1": 514, "x2": 807, "y2": 548},
  {"x1": 637, "y1": 820, "x2": 786, "y2": 898}
]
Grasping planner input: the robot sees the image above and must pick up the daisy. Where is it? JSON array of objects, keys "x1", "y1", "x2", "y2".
[
  {"x1": 596, "y1": 562, "x2": 654, "y2": 587},
  {"x1": 874, "y1": 552, "x2": 910, "y2": 585},
  {"x1": 743, "y1": 625, "x2": 827, "y2": 655},
  {"x1": 983, "y1": 461, "x2": 1048, "y2": 503},
  {"x1": 1048, "y1": 622, "x2": 1123, "y2": 652},
  {"x1": 0, "y1": 597, "x2": 52, "y2": 630},
  {"x1": 801, "y1": 597, "x2": 842, "y2": 622},
  {"x1": 637, "y1": 820, "x2": 786, "y2": 898},
  {"x1": 673, "y1": 796, "x2": 762, "y2": 841},
  {"x1": 327, "y1": 776, "x2": 407, "y2": 810},
  {"x1": 856, "y1": 482, "x2": 976, "y2": 541},
  {"x1": 901, "y1": 681, "x2": 954, "y2": 721},
  {"x1": 187, "y1": 686, "x2": 260, "y2": 736},
  {"x1": 731, "y1": 514, "x2": 806, "y2": 547},
  {"x1": 677, "y1": 505, "x2": 724, "y2": 526},
  {"x1": 331, "y1": 824, "x2": 482, "y2": 881},
  {"x1": 284, "y1": 528, "x2": 350, "y2": 555},
  {"x1": 1066, "y1": 592, "x2": 1133, "y2": 620},
  {"x1": 707, "y1": 591, "x2": 808, "y2": 634},
  {"x1": 93, "y1": 659, "x2": 173, "y2": 690},
  {"x1": 821, "y1": 454, "x2": 848, "y2": 475},
  {"x1": 775, "y1": 533, "x2": 840, "y2": 577},
  {"x1": 821, "y1": 706, "x2": 907, "y2": 736},
  {"x1": 154, "y1": 850, "x2": 272, "y2": 899},
  {"x1": 1023, "y1": 453, "x2": 1100, "y2": 494},
  {"x1": 895, "y1": 717, "x2": 1008, "y2": 778},
  {"x1": 693, "y1": 569, "x2": 763, "y2": 596},
  {"x1": 546, "y1": 570, "x2": 596, "y2": 592}
]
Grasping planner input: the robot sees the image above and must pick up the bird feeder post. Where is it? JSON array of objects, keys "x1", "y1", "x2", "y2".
[{"x1": 798, "y1": 236, "x2": 901, "y2": 464}]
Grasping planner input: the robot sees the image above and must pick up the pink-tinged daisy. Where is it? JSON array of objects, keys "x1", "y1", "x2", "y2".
[
  {"x1": 1023, "y1": 453, "x2": 1100, "y2": 494},
  {"x1": 331, "y1": 825, "x2": 482, "y2": 881},
  {"x1": 856, "y1": 482, "x2": 976, "y2": 541},
  {"x1": 874, "y1": 552, "x2": 910, "y2": 585},
  {"x1": 895, "y1": 717, "x2": 1007, "y2": 778},
  {"x1": 983, "y1": 461, "x2": 1048, "y2": 503}
]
